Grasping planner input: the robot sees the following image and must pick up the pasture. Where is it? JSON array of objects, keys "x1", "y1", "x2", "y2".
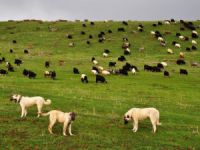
[{"x1": 0, "y1": 20, "x2": 200, "y2": 150}]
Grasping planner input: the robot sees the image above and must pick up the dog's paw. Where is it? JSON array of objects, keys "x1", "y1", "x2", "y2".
[{"x1": 132, "y1": 129, "x2": 137, "y2": 132}]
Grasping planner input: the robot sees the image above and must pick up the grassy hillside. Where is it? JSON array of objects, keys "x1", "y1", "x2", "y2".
[{"x1": 0, "y1": 20, "x2": 200, "y2": 150}]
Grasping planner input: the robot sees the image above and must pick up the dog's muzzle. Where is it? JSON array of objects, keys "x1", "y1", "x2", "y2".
[{"x1": 124, "y1": 118, "x2": 129, "y2": 125}]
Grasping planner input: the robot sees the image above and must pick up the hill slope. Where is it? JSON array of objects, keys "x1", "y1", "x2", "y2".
[{"x1": 0, "y1": 20, "x2": 200, "y2": 150}]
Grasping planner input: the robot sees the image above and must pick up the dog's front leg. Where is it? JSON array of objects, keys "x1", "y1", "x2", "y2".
[
  {"x1": 21, "y1": 106, "x2": 25, "y2": 118},
  {"x1": 132, "y1": 120, "x2": 138, "y2": 132},
  {"x1": 68, "y1": 123, "x2": 74, "y2": 136},
  {"x1": 63, "y1": 121, "x2": 68, "y2": 136},
  {"x1": 24, "y1": 109, "x2": 27, "y2": 117},
  {"x1": 37, "y1": 105, "x2": 42, "y2": 117}
]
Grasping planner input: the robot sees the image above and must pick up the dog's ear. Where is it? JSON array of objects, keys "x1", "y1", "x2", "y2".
[
  {"x1": 70, "y1": 112, "x2": 76, "y2": 121},
  {"x1": 10, "y1": 94, "x2": 14, "y2": 101}
]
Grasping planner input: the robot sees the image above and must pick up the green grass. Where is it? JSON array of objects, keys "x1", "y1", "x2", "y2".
[{"x1": 0, "y1": 20, "x2": 200, "y2": 150}]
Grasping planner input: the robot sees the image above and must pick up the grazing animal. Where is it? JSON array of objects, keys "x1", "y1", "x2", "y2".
[
  {"x1": 123, "y1": 37, "x2": 129, "y2": 42},
  {"x1": 118, "y1": 56, "x2": 126, "y2": 62},
  {"x1": 164, "y1": 71, "x2": 169, "y2": 77},
  {"x1": 119, "y1": 68, "x2": 128, "y2": 75},
  {"x1": 152, "y1": 23, "x2": 157, "y2": 27},
  {"x1": 69, "y1": 42, "x2": 75, "y2": 47},
  {"x1": 28, "y1": 71, "x2": 37, "y2": 79},
  {"x1": 23, "y1": 69, "x2": 29, "y2": 76},
  {"x1": 176, "y1": 33, "x2": 181, "y2": 37},
  {"x1": 10, "y1": 94, "x2": 51, "y2": 118},
  {"x1": 122, "y1": 21, "x2": 128, "y2": 25},
  {"x1": 91, "y1": 57, "x2": 98, "y2": 65},
  {"x1": 81, "y1": 31, "x2": 85, "y2": 35},
  {"x1": 158, "y1": 21, "x2": 163, "y2": 25},
  {"x1": 192, "y1": 30, "x2": 198, "y2": 38},
  {"x1": 160, "y1": 62, "x2": 167, "y2": 67},
  {"x1": 103, "y1": 52, "x2": 108, "y2": 57},
  {"x1": 186, "y1": 47, "x2": 191, "y2": 51},
  {"x1": 14, "y1": 59, "x2": 22, "y2": 66},
  {"x1": 122, "y1": 42, "x2": 131, "y2": 49},
  {"x1": 40, "y1": 110, "x2": 76, "y2": 136},
  {"x1": 0, "y1": 57, "x2": 5, "y2": 63},
  {"x1": 89, "y1": 35, "x2": 93, "y2": 39},
  {"x1": 180, "y1": 69, "x2": 188, "y2": 75},
  {"x1": 90, "y1": 22, "x2": 95, "y2": 25},
  {"x1": 23, "y1": 69, "x2": 36, "y2": 78},
  {"x1": 91, "y1": 66, "x2": 99, "y2": 75},
  {"x1": 104, "y1": 49, "x2": 110, "y2": 54},
  {"x1": 108, "y1": 29, "x2": 112, "y2": 33},
  {"x1": 44, "y1": 71, "x2": 56, "y2": 80},
  {"x1": 192, "y1": 40, "x2": 197, "y2": 45},
  {"x1": 97, "y1": 66, "x2": 104, "y2": 71},
  {"x1": 51, "y1": 71, "x2": 56, "y2": 80},
  {"x1": 179, "y1": 52, "x2": 184, "y2": 58},
  {"x1": 96, "y1": 75, "x2": 107, "y2": 83},
  {"x1": 109, "y1": 62, "x2": 116, "y2": 67},
  {"x1": 45, "y1": 61, "x2": 50, "y2": 68},
  {"x1": 124, "y1": 48, "x2": 131, "y2": 55},
  {"x1": 12, "y1": 40, "x2": 17, "y2": 44},
  {"x1": 158, "y1": 37, "x2": 164, "y2": 42},
  {"x1": 66, "y1": 34, "x2": 73, "y2": 39},
  {"x1": 152, "y1": 66, "x2": 161, "y2": 72},
  {"x1": 179, "y1": 35, "x2": 185, "y2": 40},
  {"x1": 160, "y1": 41, "x2": 166, "y2": 47},
  {"x1": 82, "y1": 24, "x2": 86, "y2": 27},
  {"x1": 144, "y1": 65, "x2": 152, "y2": 71},
  {"x1": 6, "y1": 62, "x2": 14, "y2": 72},
  {"x1": 157, "y1": 63, "x2": 164, "y2": 69},
  {"x1": 192, "y1": 45, "x2": 197, "y2": 50},
  {"x1": 144, "y1": 65, "x2": 161, "y2": 72},
  {"x1": 24, "y1": 49, "x2": 29, "y2": 54},
  {"x1": 175, "y1": 43, "x2": 181, "y2": 48},
  {"x1": 73, "y1": 68, "x2": 79, "y2": 74},
  {"x1": 167, "y1": 48, "x2": 173, "y2": 54},
  {"x1": 91, "y1": 69, "x2": 98, "y2": 75},
  {"x1": 101, "y1": 70, "x2": 110, "y2": 75},
  {"x1": 124, "y1": 108, "x2": 161, "y2": 133},
  {"x1": 176, "y1": 59, "x2": 186, "y2": 65},
  {"x1": 118, "y1": 27, "x2": 125, "y2": 32},
  {"x1": 81, "y1": 74, "x2": 88, "y2": 83},
  {"x1": 191, "y1": 62, "x2": 199, "y2": 67},
  {"x1": 10, "y1": 49, "x2": 13, "y2": 53},
  {"x1": 0, "y1": 69, "x2": 8, "y2": 75}
]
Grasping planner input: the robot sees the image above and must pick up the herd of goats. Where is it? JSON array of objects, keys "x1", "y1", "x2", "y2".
[{"x1": 0, "y1": 19, "x2": 199, "y2": 83}]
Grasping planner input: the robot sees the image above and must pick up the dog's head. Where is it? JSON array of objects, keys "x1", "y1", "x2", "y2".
[
  {"x1": 70, "y1": 112, "x2": 76, "y2": 121},
  {"x1": 10, "y1": 94, "x2": 21, "y2": 103},
  {"x1": 124, "y1": 110, "x2": 132, "y2": 125}
]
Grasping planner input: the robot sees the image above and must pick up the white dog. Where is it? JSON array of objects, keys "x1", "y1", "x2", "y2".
[
  {"x1": 124, "y1": 108, "x2": 161, "y2": 133},
  {"x1": 10, "y1": 94, "x2": 51, "y2": 118},
  {"x1": 41, "y1": 110, "x2": 76, "y2": 136}
]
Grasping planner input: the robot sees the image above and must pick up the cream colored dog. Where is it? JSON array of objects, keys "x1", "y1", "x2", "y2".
[
  {"x1": 10, "y1": 94, "x2": 51, "y2": 118},
  {"x1": 124, "y1": 108, "x2": 161, "y2": 133},
  {"x1": 41, "y1": 110, "x2": 76, "y2": 136}
]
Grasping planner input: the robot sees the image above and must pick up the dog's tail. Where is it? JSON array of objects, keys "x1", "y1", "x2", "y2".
[
  {"x1": 40, "y1": 112, "x2": 51, "y2": 117},
  {"x1": 156, "y1": 111, "x2": 162, "y2": 126},
  {"x1": 44, "y1": 99, "x2": 51, "y2": 105}
]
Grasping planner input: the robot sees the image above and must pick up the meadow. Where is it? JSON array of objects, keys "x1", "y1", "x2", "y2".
[{"x1": 0, "y1": 20, "x2": 200, "y2": 150}]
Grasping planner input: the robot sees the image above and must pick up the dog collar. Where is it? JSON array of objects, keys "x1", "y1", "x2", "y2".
[{"x1": 18, "y1": 95, "x2": 22, "y2": 103}]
